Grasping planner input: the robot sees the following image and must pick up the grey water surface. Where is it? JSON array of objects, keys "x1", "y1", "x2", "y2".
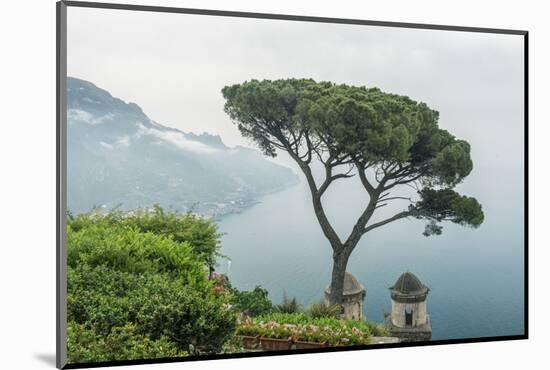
[{"x1": 216, "y1": 164, "x2": 524, "y2": 341}]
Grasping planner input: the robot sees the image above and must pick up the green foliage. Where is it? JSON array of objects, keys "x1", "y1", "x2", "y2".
[
  {"x1": 68, "y1": 264, "x2": 235, "y2": 355},
  {"x1": 66, "y1": 208, "x2": 237, "y2": 363},
  {"x1": 134, "y1": 275, "x2": 236, "y2": 353},
  {"x1": 219, "y1": 336, "x2": 245, "y2": 354},
  {"x1": 230, "y1": 286, "x2": 273, "y2": 317},
  {"x1": 222, "y1": 79, "x2": 484, "y2": 236},
  {"x1": 222, "y1": 79, "x2": 467, "y2": 174},
  {"x1": 305, "y1": 300, "x2": 342, "y2": 319},
  {"x1": 367, "y1": 322, "x2": 390, "y2": 337},
  {"x1": 67, "y1": 223, "x2": 205, "y2": 279},
  {"x1": 67, "y1": 322, "x2": 187, "y2": 364},
  {"x1": 68, "y1": 205, "x2": 222, "y2": 270},
  {"x1": 237, "y1": 313, "x2": 374, "y2": 346},
  {"x1": 274, "y1": 292, "x2": 301, "y2": 313},
  {"x1": 431, "y1": 141, "x2": 473, "y2": 186},
  {"x1": 414, "y1": 188, "x2": 484, "y2": 236}
]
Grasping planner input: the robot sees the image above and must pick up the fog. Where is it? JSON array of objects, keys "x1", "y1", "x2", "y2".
[
  {"x1": 67, "y1": 5, "x2": 525, "y2": 340},
  {"x1": 67, "y1": 6, "x2": 524, "y2": 171},
  {"x1": 67, "y1": 4, "x2": 525, "y2": 248}
]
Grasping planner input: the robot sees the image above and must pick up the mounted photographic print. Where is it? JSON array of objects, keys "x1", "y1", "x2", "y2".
[{"x1": 56, "y1": 1, "x2": 528, "y2": 368}]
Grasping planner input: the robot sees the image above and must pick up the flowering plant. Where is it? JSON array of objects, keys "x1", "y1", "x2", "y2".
[
  {"x1": 236, "y1": 313, "x2": 373, "y2": 346},
  {"x1": 237, "y1": 318, "x2": 293, "y2": 339}
]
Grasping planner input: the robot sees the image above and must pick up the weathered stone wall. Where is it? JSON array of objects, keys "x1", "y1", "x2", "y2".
[
  {"x1": 324, "y1": 292, "x2": 364, "y2": 320},
  {"x1": 390, "y1": 330, "x2": 432, "y2": 343},
  {"x1": 384, "y1": 315, "x2": 432, "y2": 342},
  {"x1": 342, "y1": 298, "x2": 362, "y2": 321},
  {"x1": 390, "y1": 300, "x2": 428, "y2": 327}
]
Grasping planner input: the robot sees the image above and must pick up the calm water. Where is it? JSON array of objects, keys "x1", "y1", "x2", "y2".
[{"x1": 216, "y1": 165, "x2": 525, "y2": 341}]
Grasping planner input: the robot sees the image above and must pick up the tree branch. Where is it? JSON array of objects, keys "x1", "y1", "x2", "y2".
[
  {"x1": 378, "y1": 195, "x2": 413, "y2": 203},
  {"x1": 383, "y1": 173, "x2": 424, "y2": 191},
  {"x1": 318, "y1": 171, "x2": 354, "y2": 196},
  {"x1": 238, "y1": 125, "x2": 286, "y2": 151},
  {"x1": 363, "y1": 210, "x2": 416, "y2": 234},
  {"x1": 299, "y1": 131, "x2": 313, "y2": 164},
  {"x1": 354, "y1": 160, "x2": 376, "y2": 195},
  {"x1": 286, "y1": 149, "x2": 343, "y2": 249},
  {"x1": 343, "y1": 190, "x2": 381, "y2": 248}
]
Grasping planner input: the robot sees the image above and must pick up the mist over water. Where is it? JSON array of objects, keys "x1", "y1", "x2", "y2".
[
  {"x1": 66, "y1": 5, "x2": 525, "y2": 343},
  {"x1": 217, "y1": 163, "x2": 524, "y2": 341}
]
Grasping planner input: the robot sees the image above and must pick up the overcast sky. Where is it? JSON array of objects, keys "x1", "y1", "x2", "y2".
[{"x1": 67, "y1": 6, "x2": 524, "y2": 170}]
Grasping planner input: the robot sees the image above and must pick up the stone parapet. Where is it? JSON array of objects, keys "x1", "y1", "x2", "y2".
[{"x1": 384, "y1": 315, "x2": 432, "y2": 342}]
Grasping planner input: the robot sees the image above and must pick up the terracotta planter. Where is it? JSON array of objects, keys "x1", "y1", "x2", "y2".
[
  {"x1": 293, "y1": 340, "x2": 329, "y2": 349},
  {"x1": 237, "y1": 335, "x2": 260, "y2": 349},
  {"x1": 259, "y1": 337, "x2": 292, "y2": 351}
]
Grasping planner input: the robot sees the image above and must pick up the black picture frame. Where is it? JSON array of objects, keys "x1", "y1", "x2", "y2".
[{"x1": 56, "y1": 1, "x2": 529, "y2": 368}]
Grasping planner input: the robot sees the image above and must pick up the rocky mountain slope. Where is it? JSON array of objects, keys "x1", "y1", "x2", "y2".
[{"x1": 67, "y1": 77, "x2": 298, "y2": 217}]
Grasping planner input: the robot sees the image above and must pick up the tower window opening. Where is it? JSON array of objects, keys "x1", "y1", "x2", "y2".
[{"x1": 405, "y1": 309, "x2": 413, "y2": 326}]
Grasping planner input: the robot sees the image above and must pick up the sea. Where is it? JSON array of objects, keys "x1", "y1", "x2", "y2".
[{"x1": 216, "y1": 164, "x2": 525, "y2": 341}]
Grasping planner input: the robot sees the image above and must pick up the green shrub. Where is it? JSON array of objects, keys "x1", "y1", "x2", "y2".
[
  {"x1": 367, "y1": 322, "x2": 390, "y2": 337},
  {"x1": 68, "y1": 206, "x2": 222, "y2": 270},
  {"x1": 274, "y1": 292, "x2": 301, "y2": 313},
  {"x1": 134, "y1": 275, "x2": 236, "y2": 353},
  {"x1": 67, "y1": 322, "x2": 186, "y2": 364},
  {"x1": 66, "y1": 209, "x2": 237, "y2": 362},
  {"x1": 306, "y1": 300, "x2": 342, "y2": 319},
  {"x1": 220, "y1": 336, "x2": 246, "y2": 354},
  {"x1": 230, "y1": 286, "x2": 273, "y2": 317},
  {"x1": 67, "y1": 223, "x2": 206, "y2": 281},
  {"x1": 68, "y1": 265, "x2": 236, "y2": 352}
]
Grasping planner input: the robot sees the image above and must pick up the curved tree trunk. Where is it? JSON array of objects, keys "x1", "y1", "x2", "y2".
[
  {"x1": 289, "y1": 152, "x2": 375, "y2": 306},
  {"x1": 328, "y1": 248, "x2": 352, "y2": 305}
]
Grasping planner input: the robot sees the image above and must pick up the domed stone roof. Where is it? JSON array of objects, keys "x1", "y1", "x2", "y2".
[
  {"x1": 391, "y1": 272, "x2": 428, "y2": 295},
  {"x1": 325, "y1": 272, "x2": 365, "y2": 296}
]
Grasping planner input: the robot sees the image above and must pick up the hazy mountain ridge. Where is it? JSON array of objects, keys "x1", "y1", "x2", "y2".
[{"x1": 67, "y1": 77, "x2": 298, "y2": 216}]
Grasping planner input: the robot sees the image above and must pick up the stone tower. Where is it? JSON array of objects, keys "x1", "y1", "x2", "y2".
[
  {"x1": 324, "y1": 272, "x2": 366, "y2": 320},
  {"x1": 385, "y1": 272, "x2": 432, "y2": 342}
]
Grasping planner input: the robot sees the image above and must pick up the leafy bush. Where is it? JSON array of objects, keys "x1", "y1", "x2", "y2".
[
  {"x1": 66, "y1": 208, "x2": 237, "y2": 362},
  {"x1": 230, "y1": 286, "x2": 273, "y2": 317},
  {"x1": 68, "y1": 265, "x2": 236, "y2": 351},
  {"x1": 68, "y1": 205, "x2": 222, "y2": 270},
  {"x1": 67, "y1": 223, "x2": 205, "y2": 280},
  {"x1": 134, "y1": 275, "x2": 236, "y2": 353},
  {"x1": 219, "y1": 336, "x2": 246, "y2": 354},
  {"x1": 237, "y1": 313, "x2": 374, "y2": 346},
  {"x1": 306, "y1": 300, "x2": 342, "y2": 319},
  {"x1": 274, "y1": 292, "x2": 301, "y2": 313},
  {"x1": 368, "y1": 322, "x2": 390, "y2": 337},
  {"x1": 67, "y1": 322, "x2": 186, "y2": 364}
]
